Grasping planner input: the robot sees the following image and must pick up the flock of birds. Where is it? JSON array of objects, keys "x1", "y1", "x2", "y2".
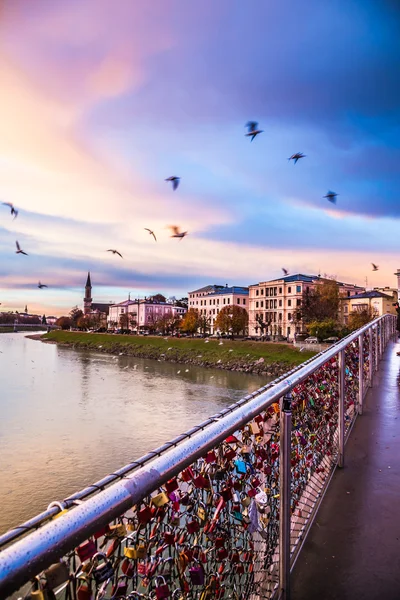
[{"x1": 2, "y1": 120, "x2": 380, "y2": 290}]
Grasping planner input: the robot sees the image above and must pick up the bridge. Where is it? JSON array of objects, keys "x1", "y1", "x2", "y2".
[
  {"x1": 0, "y1": 323, "x2": 58, "y2": 331},
  {"x1": 0, "y1": 315, "x2": 396, "y2": 599}
]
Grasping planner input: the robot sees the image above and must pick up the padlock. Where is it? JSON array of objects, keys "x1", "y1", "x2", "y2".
[
  {"x1": 91, "y1": 552, "x2": 114, "y2": 584},
  {"x1": 109, "y1": 523, "x2": 127, "y2": 537},
  {"x1": 234, "y1": 459, "x2": 247, "y2": 474},
  {"x1": 165, "y1": 478, "x2": 179, "y2": 493},
  {"x1": 138, "y1": 505, "x2": 153, "y2": 524},
  {"x1": 30, "y1": 591, "x2": 56, "y2": 600},
  {"x1": 217, "y1": 546, "x2": 228, "y2": 560},
  {"x1": 44, "y1": 560, "x2": 70, "y2": 589},
  {"x1": 223, "y1": 448, "x2": 236, "y2": 461},
  {"x1": 197, "y1": 503, "x2": 207, "y2": 522},
  {"x1": 93, "y1": 524, "x2": 111, "y2": 539},
  {"x1": 124, "y1": 535, "x2": 147, "y2": 559},
  {"x1": 163, "y1": 530, "x2": 175, "y2": 545},
  {"x1": 205, "y1": 450, "x2": 217, "y2": 463},
  {"x1": 111, "y1": 575, "x2": 129, "y2": 598},
  {"x1": 155, "y1": 575, "x2": 170, "y2": 599},
  {"x1": 152, "y1": 492, "x2": 169, "y2": 507},
  {"x1": 189, "y1": 560, "x2": 205, "y2": 585},
  {"x1": 193, "y1": 474, "x2": 209, "y2": 489},
  {"x1": 241, "y1": 493, "x2": 251, "y2": 507},
  {"x1": 76, "y1": 574, "x2": 92, "y2": 600},
  {"x1": 76, "y1": 539, "x2": 97, "y2": 562},
  {"x1": 181, "y1": 467, "x2": 194, "y2": 482},
  {"x1": 186, "y1": 518, "x2": 200, "y2": 534},
  {"x1": 121, "y1": 557, "x2": 135, "y2": 577}
]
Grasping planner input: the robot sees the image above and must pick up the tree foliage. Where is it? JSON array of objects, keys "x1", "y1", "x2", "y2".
[
  {"x1": 214, "y1": 305, "x2": 248, "y2": 337},
  {"x1": 56, "y1": 316, "x2": 72, "y2": 330},
  {"x1": 149, "y1": 293, "x2": 166, "y2": 303},
  {"x1": 180, "y1": 308, "x2": 200, "y2": 335},
  {"x1": 300, "y1": 280, "x2": 339, "y2": 323},
  {"x1": 348, "y1": 308, "x2": 374, "y2": 331},
  {"x1": 69, "y1": 306, "x2": 84, "y2": 325},
  {"x1": 307, "y1": 319, "x2": 340, "y2": 340},
  {"x1": 198, "y1": 315, "x2": 211, "y2": 335}
]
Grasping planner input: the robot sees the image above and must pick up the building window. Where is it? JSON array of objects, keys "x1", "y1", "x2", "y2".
[
  {"x1": 274, "y1": 300, "x2": 277, "y2": 308},
  {"x1": 279, "y1": 313, "x2": 282, "y2": 320},
  {"x1": 344, "y1": 305, "x2": 348, "y2": 313},
  {"x1": 306, "y1": 286, "x2": 309, "y2": 292},
  {"x1": 296, "y1": 299, "x2": 301, "y2": 306},
  {"x1": 243, "y1": 299, "x2": 246, "y2": 305},
  {"x1": 279, "y1": 287, "x2": 282, "y2": 294},
  {"x1": 296, "y1": 285, "x2": 301, "y2": 293},
  {"x1": 213, "y1": 309, "x2": 215, "y2": 315},
  {"x1": 297, "y1": 313, "x2": 301, "y2": 320},
  {"x1": 288, "y1": 300, "x2": 292, "y2": 307},
  {"x1": 288, "y1": 313, "x2": 292, "y2": 321},
  {"x1": 261, "y1": 288, "x2": 264, "y2": 295},
  {"x1": 288, "y1": 287, "x2": 292, "y2": 293},
  {"x1": 210, "y1": 300, "x2": 212, "y2": 305},
  {"x1": 217, "y1": 299, "x2": 219, "y2": 305},
  {"x1": 287, "y1": 327, "x2": 291, "y2": 335},
  {"x1": 256, "y1": 290, "x2": 259, "y2": 296},
  {"x1": 217, "y1": 308, "x2": 219, "y2": 313},
  {"x1": 256, "y1": 301, "x2": 259, "y2": 308},
  {"x1": 223, "y1": 298, "x2": 226, "y2": 304},
  {"x1": 260, "y1": 301, "x2": 264, "y2": 308},
  {"x1": 274, "y1": 287, "x2": 277, "y2": 296},
  {"x1": 213, "y1": 299, "x2": 215, "y2": 305},
  {"x1": 237, "y1": 298, "x2": 240, "y2": 304},
  {"x1": 121, "y1": 308, "x2": 125, "y2": 313},
  {"x1": 279, "y1": 300, "x2": 282, "y2": 307},
  {"x1": 269, "y1": 300, "x2": 273, "y2": 308}
]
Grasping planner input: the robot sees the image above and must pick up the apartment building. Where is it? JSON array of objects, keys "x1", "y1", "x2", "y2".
[
  {"x1": 108, "y1": 299, "x2": 186, "y2": 331},
  {"x1": 340, "y1": 289, "x2": 398, "y2": 325},
  {"x1": 249, "y1": 274, "x2": 365, "y2": 341},
  {"x1": 188, "y1": 284, "x2": 249, "y2": 334}
]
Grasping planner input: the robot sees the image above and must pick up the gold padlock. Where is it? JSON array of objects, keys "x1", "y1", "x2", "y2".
[
  {"x1": 152, "y1": 492, "x2": 169, "y2": 507},
  {"x1": 241, "y1": 494, "x2": 251, "y2": 507},
  {"x1": 250, "y1": 421, "x2": 261, "y2": 435},
  {"x1": 109, "y1": 523, "x2": 127, "y2": 537}
]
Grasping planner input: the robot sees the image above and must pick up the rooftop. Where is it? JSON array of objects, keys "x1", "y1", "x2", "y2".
[
  {"x1": 348, "y1": 290, "x2": 394, "y2": 300},
  {"x1": 189, "y1": 284, "x2": 248, "y2": 295}
]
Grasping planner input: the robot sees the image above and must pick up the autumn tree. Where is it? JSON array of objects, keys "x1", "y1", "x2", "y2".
[
  {"x1": 214, "y1": 305, "x2": 248, "y2": 338},
  {"x1": 69, "y1": 306, "x2": 84, "y2": 326},
  {"x1": 348, "y1": 308, "x2": 374, "y2": 331},
  {"x1": 180, "y1": 308, "x2": 200, "y2": 335},
  {"x1": 300, "y1": 279, "x2": 340, "y2": 324},
  {"x1": 56, "y1": 316, "x2": 72, "y2": 330},
  {"x1": 198, "y1": 315, "x2": 211, "y2": 335}
]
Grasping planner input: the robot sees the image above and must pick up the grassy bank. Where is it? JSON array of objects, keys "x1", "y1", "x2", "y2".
[{"x1": 43, "y1": 331, "x2": 316, "y2": 376}]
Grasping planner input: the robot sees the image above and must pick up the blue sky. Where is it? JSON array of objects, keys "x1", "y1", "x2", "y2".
[{"x1": 0, "y1": 0, "x2": 399, "y2": 315}]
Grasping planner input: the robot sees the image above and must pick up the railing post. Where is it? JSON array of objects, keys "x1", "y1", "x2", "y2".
[
  {"x1": 279, "y1": 392, "x2": 292, "y2": 600},
  {"x1": 374, "y1": 326, "x2": 379, "y2": 372},
  {"x1": 368, "y1": 327, "x2": 373, "y2": 386},
  {"x1": 358, "y1": 333, "x2": 364, "y2": 415},
  {"x1": 338, "y1": 349, "x2": 345, "y2": 468}
]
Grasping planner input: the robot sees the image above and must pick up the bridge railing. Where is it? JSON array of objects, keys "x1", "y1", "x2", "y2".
[{"x1": 0, "y1": 314, "x2": 396, "y2": 600}]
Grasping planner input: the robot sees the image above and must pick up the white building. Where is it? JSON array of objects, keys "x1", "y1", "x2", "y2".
[
  {"x1": 249, "y1": 274, "x2": 365, "y2": 341},
  {"x1": 188, "y1": 284, "x2": 249, "y2": 334},
  {"x1": 107, "y1": 299, "x2": 186, "y2": 331}
]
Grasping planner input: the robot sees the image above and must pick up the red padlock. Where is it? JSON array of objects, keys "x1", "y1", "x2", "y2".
[
  {"x1": 181, "y1": 467, "x2": 195, "y2": 482},
  {"x1": 186, "y1": 518, "x2": 200, "y2": 534},
  {"x1": 163, "y1": 531, "x2": 175, "y2": 545},
  {"x1": 138, "y1": 505, "x2": 153, "y2": 524},
  {"x1": 76, "y1": 539, "x2": 97, "y2": 562},
  {"x1": 165, "y1": 478, "x2": 179, "y2": 493},
  {"x1": 193, "y1": 474, "x2": 209, "y2": 489},
  {"x1": 93, "y1": 524, "x2": 110, "y2": 540},
  {"x1": 111, "y1": 575, "x2": 129, "y2": 598},
  {"x1": 205, "y1": 451, "x2": 217, "y2": 464},
  {"x1": 217, "y1": 547, "x2": 228, "y2": 560},
  {"x1": 121, "y1": 557, "x2": 135, "y2": 577},
  {"x1": 189, "y1": 560, "x2": 205, "y2": 585},
  {"x1": 155, "y1": 576, "x2": 170, "y2": 599}
]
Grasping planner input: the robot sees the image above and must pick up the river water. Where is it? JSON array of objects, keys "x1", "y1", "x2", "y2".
[{"x1": 0, "y1": 333, "x2": 267, "y2": 535}]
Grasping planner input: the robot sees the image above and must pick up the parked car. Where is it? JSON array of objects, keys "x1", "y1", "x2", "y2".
[
  {"x1": 305, "y1": 336, "x2": 319, "y2": 344},
  {"x1": 323, "y1": 336, "x2": 339, "y2": 344}
]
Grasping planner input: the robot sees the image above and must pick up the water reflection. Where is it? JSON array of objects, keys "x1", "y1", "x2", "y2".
[{"x1": 0, "y1": 334, "x2": 267, "y2": 534}]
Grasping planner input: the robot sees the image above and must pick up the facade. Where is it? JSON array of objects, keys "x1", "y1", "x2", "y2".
[
  {"x1": 188, "y1": 284, "x2": 249, "y2": 334},
  {"x1": 340, "y1": 290, "x2": 398, "y2": 325},
  {"x1": 83, "y1": 272, "x2": 113, "y2": 320},
  {"x1": 249, "y1": 274, "x2": 365, "y2": 341},
  {"x1": 107, "y1": 299, "x2": 187, "y2": 331}
]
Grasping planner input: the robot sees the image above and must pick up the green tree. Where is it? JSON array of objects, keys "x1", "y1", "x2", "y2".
[
  {"x1": 198, "y1": 315, "x2": 211, "y2": 335},
  {"x1": 149, "y1": 293, "x2": 166, "y2": 303},
  {"x1": 307, "y1": 319, "x2": 340, "y2": 340},
  {"x1": 214, "y1": 305, "x2": 248, "y2": 338},
  {"x1": 181, "y1": 308, "x2": 200, "y2": 335}
]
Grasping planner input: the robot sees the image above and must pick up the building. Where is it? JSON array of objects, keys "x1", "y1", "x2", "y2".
[
  {"x1": 341, "y1": 290, "x2": 398, "y2": 325},
  {"x1": 249, "y1": 274, "x2": 365, "y2": 341},
  {"x1": 107, "y1": 298, "x2": 187, "y2": 331},
  {"x1": 188, "y1": 284, "x2": 249, "y2": 334},
  {"x1": 83, "y1": 272, "x2": 113, "y2": 320}
]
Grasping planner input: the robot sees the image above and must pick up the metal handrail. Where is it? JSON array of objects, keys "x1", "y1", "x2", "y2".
[{"x1": 0, "y1": 314, "x2": 395, "y2": 598}]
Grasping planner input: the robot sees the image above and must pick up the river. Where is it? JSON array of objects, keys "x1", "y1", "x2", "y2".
[{"x1": 0, "y1": 333, "x2": 267, "y2": 535}]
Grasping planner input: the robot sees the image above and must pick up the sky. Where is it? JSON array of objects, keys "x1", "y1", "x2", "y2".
[{"x1": 0, "y1": 0, "x2": 399, "y2": 316}]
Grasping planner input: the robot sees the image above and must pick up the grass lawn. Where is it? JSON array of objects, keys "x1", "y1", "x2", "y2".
[{"x1": 43, "y1": 331, "x2": 316, "y2": 368}]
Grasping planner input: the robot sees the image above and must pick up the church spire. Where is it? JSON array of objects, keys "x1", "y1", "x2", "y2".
[
  {"x1": 84, "y1": 272, "x2": 92, "y2": 315},
  {"x1": 86, "y1": 271, "x2": 91, "y2": 288}
]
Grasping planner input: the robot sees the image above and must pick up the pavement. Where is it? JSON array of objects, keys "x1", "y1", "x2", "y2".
[{"x1": 291, "y1": 338, "x2": 400, "y2": 600}]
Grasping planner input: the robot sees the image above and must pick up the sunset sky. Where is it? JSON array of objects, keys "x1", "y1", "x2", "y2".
[{"x1": 1, "y1": 0, "x2": 399, "y2": 316}]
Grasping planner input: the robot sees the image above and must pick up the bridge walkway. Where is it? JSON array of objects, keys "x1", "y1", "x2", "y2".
[{"x1": 292, "y1": 338, "x2": 400, "y2": 600}]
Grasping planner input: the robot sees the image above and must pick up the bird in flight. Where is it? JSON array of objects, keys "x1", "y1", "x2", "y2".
[
  {"x1": 282, "y1": 268, "x2": 289, "y2": 276},
  {"x1": 288, "y1": 152, "x2": 306, "y2": 164},
  {"x1": 107, "y1": 249, "x2": 123, "y2": 258},
  {"x1": 144, "y1": 228, "x2": 157, "y2": 242},
  {"x1": 165, "y1": 176, "x2": 180, "y2": 191},
  {"x1": 169, "y1": 226, "x2": 188, "y2": 240},
  {"x1": 38, "y1": 281, "x2": 48, "y2": 289},
  {"x1": 324, "y1": 191, "x2": 338, "y2": 204},
  {"x1": 15, "y1": 241, "x2": 28, "y2": 255},
  {"x1": 3, "y1": 202, "x2": 18, "y2": 219},
  {"x1": 245, "y1": 121, "x2": 263, "y2": 142},
  {"x1": 371, "y1": 263, "x2": 379, "y2": 271}
]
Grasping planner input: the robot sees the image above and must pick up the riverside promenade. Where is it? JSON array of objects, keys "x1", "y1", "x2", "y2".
[{"x1": 292, "y1": 338, "x2": 400, "y2": 600}]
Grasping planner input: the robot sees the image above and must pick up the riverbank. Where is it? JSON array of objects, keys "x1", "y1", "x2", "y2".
[{"x1": 42, "y1": 331, "x2": 316, "y2": 376}]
